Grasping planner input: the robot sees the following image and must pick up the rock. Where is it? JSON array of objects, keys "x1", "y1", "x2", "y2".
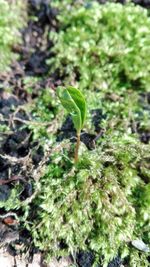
[
  {"x1": 0, "y1": 249, "x2": 14, "y2": 267},
  {"x1": 47, "y1": 256, "x2": 73, "y2": 267},
  {"x1": 0, "y1": 250, "x2": 72, "y2": 267},
  {"x1": 132, "y1": 239, "x2": 150, "y2": 252}
]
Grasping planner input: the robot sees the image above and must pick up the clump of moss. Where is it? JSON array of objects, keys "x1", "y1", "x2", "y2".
[
  {"x1": 28, "y1": 134, "x2": 150, "y2": 266},
  {"x1": 0, "y1": 0, "x2": 26, "y2": 71},
  {"x1": 26, "y1": 88, "x2": 60, "y2": 141},
  {"x1": 20, "y1": 3, "x2": 150, "y2": 266},
  {"x1": 1, "y1": 1, "x2": 147, "y2": 266},
  {"x1": 49, "y1": 2, "x2": 150, "y2": 93}
]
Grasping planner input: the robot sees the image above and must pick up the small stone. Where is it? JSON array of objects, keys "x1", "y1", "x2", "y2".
[
  {"x1": 132, "y1": 239, "x2": 150, "y2": 252},
  {"x1": 47, "y1": 256, "x2": 72, "y2": 267}
]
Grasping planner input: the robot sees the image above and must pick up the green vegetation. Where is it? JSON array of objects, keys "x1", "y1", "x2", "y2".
[
  {"x1": 0, "y1": 1, "x2": 149, "y2": 266},
  {"x1": 49, "y1": 2, "x2": 150, "y2": 93},
  {"x1": 22, "y1": 2, "x2": 149, "y2": 266},
  {"x1": 57, "y1": 86, "x2": 87, "y2": 162},
  {"x1": 0, "y1": 0, "x2": 26, "y2": 71},
  {"x1": 29, "y1": 134, "x2": 150, "y2": 266}
]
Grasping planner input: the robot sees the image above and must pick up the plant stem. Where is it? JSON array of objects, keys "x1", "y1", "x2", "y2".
[{"x1": 74, "y1": 131, "x2": 80, "y2": 163}]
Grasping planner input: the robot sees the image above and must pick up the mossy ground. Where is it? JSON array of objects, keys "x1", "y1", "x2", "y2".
[
  {"x1": 0, "y1": 0, "x2": 26, "y2": 71},
  {"x1": 0, "y1": 1, "x2": 149, "y2": 267}
]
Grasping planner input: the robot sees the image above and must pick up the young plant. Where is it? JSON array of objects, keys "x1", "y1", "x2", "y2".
[{"x1": 57, "y1": 86, "x2": 86, "y2": 163}]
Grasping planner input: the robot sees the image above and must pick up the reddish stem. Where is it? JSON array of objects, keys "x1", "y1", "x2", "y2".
[{"x1": 74, "y1": 131, "x2": 80, "y2": 163}]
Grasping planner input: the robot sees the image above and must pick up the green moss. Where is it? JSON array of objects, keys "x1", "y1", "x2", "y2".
[
  {"x1": 0, "y1": 184, "x2": 23, "y2": 210},
  {"x1": 49, "y1": 2, "x2": 150, "y2": 93},
  {"x1": 20, "y1": 3, "x2": 150, "y2": 265},
  {"x1": 0, "y1": 124, "x2": 11, "y2": 133},
  {"x1": 0, "y1": 0, "x2": 26, "y2": 71},
  {"x1": 28, "y1": 134, "x2": 149, "y2": 266},
  {"x1": 1, "y1": 1, "x2": 148, "y2": 266},
  {"x1": 26, "y1": 88, "x2": 60, "y2": 141}
]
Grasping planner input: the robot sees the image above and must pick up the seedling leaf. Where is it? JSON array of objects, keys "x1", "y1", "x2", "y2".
[{"x1": 57, "y1": 86, "x2": 86, "y2": 132}]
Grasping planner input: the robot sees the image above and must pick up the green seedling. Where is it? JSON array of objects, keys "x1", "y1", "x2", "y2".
[{"x1": 57, "y1": 86, "x2": 86, "y2": 163}]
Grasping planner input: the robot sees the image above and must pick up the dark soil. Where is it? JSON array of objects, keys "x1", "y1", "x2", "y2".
[
  {"x1": 57, "y1": 115, "x2": 97, "y2": 150},
  {"x1": 19, "y1": 0, "x2": 57, "y2": 76},
  {"x1": 0, "y1": 92, "x2": 44, "y2": 252},
  {"x1": 56, "y1": 108, "x2": 107, "y2": 150},
  {"x1": 76, "y1": 251, "x2": 95, "y2": 267},
  {"x1": 0, "y1": 0, "x2": 57, "y2": 263},
  {"x1": 130, "y1": 92, "x2": 150, "y2": 144},
  {"x1": 76, "y1": 251, "x2": 122, "y2": 267}
]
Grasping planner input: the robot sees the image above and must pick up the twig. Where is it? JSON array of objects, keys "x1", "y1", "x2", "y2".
[
  {"x1": 0, "y1": 212, "x2": 19, "y2": 221},
  {"x1": 0, "y1": 176, "x2": 26, "y2": 185},
  {"x1": 13, "y1": 117, "x2": 52, "y2": 126},
  {"x1": 0, "y1": 153, "x2": 31, "y2": 164},
  {"x1": 23, "y1": 142, "x2": 71, "y2": 205},
  {"x1": 0, "y1": 131, "x2": 14, "y2": 135}
]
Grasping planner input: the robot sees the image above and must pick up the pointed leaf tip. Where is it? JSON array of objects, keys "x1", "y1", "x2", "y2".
[{"x1": 57, "y1": 86, "x2": 86, "y2": 133}]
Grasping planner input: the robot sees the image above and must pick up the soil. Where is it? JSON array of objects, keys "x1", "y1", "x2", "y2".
[
  {"x1": 0, "y1": 0, "x2": 55, "y2": 264},
  {"x1": 57, "y1": 115, "x2": 97, "y2": 150},
  {"x1": 0, "y1": 0, "x2": 149, "y2": 267}
]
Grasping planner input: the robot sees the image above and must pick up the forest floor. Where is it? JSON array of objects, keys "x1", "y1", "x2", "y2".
[{"x1": 0, "y1": 1, "x2": 149, "y2": 266}]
